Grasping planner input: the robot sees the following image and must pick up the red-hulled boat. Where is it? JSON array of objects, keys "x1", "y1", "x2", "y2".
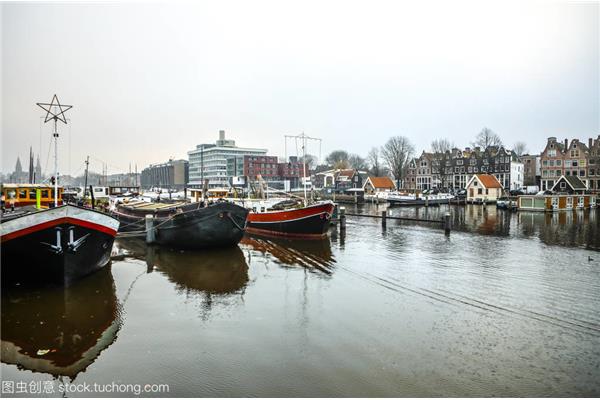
[{"x1": 245, "y1": 200, "x2": 334, "y2": 239}]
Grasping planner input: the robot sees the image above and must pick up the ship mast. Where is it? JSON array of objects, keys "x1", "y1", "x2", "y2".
[
  {"x1": 284, "y1": 132, "x2": 321, "y2": 207},
  {"x1": 36, "y1": 95, "x2": 73, "y2": 207}
]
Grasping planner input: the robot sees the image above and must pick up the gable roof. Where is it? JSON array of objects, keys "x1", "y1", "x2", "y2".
[
  {"x1": 467, "y1": 174, "x2": 503, "y2": 189},
  {"x1": 365, "y1": 176, "x2": 395, "y2": 189},
  {"x1": 337, "y1": 169, "x2": 355, "y2": 178},
  {"x1": 551, "y1": 175, "x2": 587, "y2": 191}
]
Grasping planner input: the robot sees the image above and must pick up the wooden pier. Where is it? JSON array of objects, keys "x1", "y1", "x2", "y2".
[{"x1": 340, "y1": 210, "x2": 452, "y2": 234}]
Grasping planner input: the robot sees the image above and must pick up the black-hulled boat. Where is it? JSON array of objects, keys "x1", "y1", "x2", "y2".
[
  {"x1": 1, "y1": 205, "x2": 120, "y2": 286},
  {"x1": 112, "y1": 200, "x2": 248, "y2": 249}
]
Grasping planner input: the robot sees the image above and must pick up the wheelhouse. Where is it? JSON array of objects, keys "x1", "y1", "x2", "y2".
[{"x1": 1, "y1": 183, "x2": 63, "y2": 208}]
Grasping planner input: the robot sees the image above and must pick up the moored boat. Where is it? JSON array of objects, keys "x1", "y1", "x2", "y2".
[
  {"x1": 387, "y1": 192, "x2": 455, "y2": 206},
  {"x1": 112, "y1": 200, "x2": 248, "y2": 249},
  {"x1": 245, "y1": 200, "x2": 335, "y2": 239},
  {"x1": 1, "y1": 205, "x2": 119, "y2": 286}
]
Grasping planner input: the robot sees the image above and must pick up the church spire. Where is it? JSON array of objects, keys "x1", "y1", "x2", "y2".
[
  {"x1": 15, "y1": 157, "x2": 23, "y2": 174},
  {"x1": 35, "y1": 155, "x2": 42, "y2": 183}
]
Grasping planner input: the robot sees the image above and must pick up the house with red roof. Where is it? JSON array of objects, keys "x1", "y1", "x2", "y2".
[
  {"x1": 465, "y1": 174, "x2": 504, "y2": 203},
  {"x1": 362, "y1": 176, "x2": 396, "y2": 195}
]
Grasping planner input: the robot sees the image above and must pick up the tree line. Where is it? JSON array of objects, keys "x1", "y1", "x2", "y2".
[{"x1": 309, "y1": 127, "x2": 529, "y2": 186}]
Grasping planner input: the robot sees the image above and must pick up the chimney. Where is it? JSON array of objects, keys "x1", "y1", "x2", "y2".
[
  {"x1": 564, "y1": 138, "x2": 568, "y2": 149},
  {"x1": 590, "y1": 138, "x2": 593, "y2": 149},
  {"x1": 219, "y1": 130, "x2": 225, "y2": 141}
]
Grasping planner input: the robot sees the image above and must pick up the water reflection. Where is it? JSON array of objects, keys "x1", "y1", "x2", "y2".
[
  {"x1": 240, "y1": 235, "x2": 335, "y2": 274},
  {"x1": 1, "y1": 267, "x2": 121, "y2": 379},
  {"x1": 115, "y1": 238, "x2": 249, "y2": 294},
  {"x1": 518, "y1": 210, "x2": 600, "y2": 250},
  {"x1": 366, "y1": 204, "x2": 600, "y2": 251}
]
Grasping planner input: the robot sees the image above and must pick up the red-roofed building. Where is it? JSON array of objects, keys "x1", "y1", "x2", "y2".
[
  {"x1": 466, "y1": 174, "x2": 503, "y2": 203},
  {"x1": 363, "y1": 176, "x2": 396, "y2": 195}
]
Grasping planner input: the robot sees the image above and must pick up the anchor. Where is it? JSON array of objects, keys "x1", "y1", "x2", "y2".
[{"x1": 67, "y1": 226, "x2": 90, "y2": 253}]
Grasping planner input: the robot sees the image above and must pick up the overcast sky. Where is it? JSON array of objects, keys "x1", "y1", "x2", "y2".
[{"x1": 1, "y1": 0, "x2": 598, "y2": 176}]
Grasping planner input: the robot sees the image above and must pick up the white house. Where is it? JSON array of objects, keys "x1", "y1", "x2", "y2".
[
  {"x1": 362, "y1": 176, "x2": 396, "y2": 195},
  {"x1": 466, "y1": 174, "x2": 503, "y2": 203},
  {"x1": 509, "y1": 160, "x2": 524, "y2": 190}
]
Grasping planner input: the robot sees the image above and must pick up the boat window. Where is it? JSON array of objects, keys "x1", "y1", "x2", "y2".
[
  {"x1": 29, "y1": 190, "x2": 37, "y2": 200},
  {"x1": 6, "y1": 189, "x2": 16, "y2": 199},
  {"x1": 18, "y1": 189, "x2": 27, "y2": 199},
  {"x1": 41, "y1": 189, "x2": 49, "y2": 198}
]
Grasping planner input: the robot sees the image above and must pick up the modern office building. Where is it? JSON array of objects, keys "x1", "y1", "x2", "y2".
[
  {"x1": 187, "y1": 130, "x2": 268, "y2": 188},
  {"x1": 140, "y1": 159, "x2": 189, "y2": 190}
]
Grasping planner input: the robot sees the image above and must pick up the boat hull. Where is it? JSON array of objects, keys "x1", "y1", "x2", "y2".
[
  {"x1": 1, "y1": 205, "x2": 119, "y2": 286},
  {"x1": 387, "y1": 197, "x2": 452, "y2": 206},
  {"x1": 246, "y1": 202, "x2": 334, "y2": 239},
  {"x1": 113, "y1": 201, "x2": 248, "y2": 250}
]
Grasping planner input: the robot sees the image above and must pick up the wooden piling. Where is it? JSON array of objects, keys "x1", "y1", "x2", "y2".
[
  {"x1": 89, "y1": 185, "x2": 95, "y2": 210},
  {"x1": 382, "y1": 210, "x2": 387, "y2": 228},
  {"x1": 145, "y1": 214, "x2": 156, "y2": 244},
  {"x1": 340, "y1": 206, "x2": 346, "y2": 231},
  {"x1": 444, "y1": 212, "x2": 451, "y2": 235}
]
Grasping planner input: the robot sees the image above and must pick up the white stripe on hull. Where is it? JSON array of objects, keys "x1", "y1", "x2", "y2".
[{"x1": 1, "y1": 205, "x2": 119, "y2": 237}]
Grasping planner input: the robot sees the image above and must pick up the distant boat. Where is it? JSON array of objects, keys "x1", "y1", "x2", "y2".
[
  {"x1": 387, "y1": 192, "x2": 455, "y2": 206},
  {"x1": 1, "y1": 204, "x2": 119, "y2": 286},
  {"x1": 112, "y1": 200, "x2": 248, "y2": 249}
]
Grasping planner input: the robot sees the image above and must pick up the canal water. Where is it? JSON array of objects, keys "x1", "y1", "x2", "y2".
[{"x1": 2, "y1": 204, "x2": 600, "y2": 397}]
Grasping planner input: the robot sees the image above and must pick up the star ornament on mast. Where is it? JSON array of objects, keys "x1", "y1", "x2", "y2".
[
  {"x1": 37, "y1": 94, "x2": 73, "y2": 131},
  {"x1": 37, "y1": 94, "x2": 73, "y2": 207}
]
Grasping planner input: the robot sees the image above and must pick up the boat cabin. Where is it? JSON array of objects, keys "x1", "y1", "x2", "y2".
[
  {"x1": 84, "y1": 186, "x2": 110, "y2": 199},
  {"x1": 109, "y1": 186, "x2": 141, "y2": 197},
  {"x1": 1, "y1": 183, "x2": 63, "y2": 209},
  {"x1": 189, "y1": 188, "x2": 230, "y2": 203}
]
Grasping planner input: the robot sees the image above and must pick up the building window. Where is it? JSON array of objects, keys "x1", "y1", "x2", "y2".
[
  {"x1": 556, "y1": 160, "x2": 562, "y2": 166},
  {"x1": 477, "y1": 188, "x2": 482, "y2": 194}
]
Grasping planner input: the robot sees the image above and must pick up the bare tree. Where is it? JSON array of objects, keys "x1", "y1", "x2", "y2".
[
  {"x1": 325, "y1": 150, "x2": 350, "y2": 169},
  {"x1": 431, "y1": 139, "x2": 454, "y2": 153},
  {"x1": 381, "y1": 136, "x2": 414, "y2": 187},
  {"x1": 512, "y1": 141, "x2": 528, "y2": 157},
  {"x1": 367, "y1": 147, "x2": 383, "y2": 176},
  {"x1": 299, "y1": 154, "x2": 317, "y2": 170},
  {"x1": 430, "y1": 139, "x2": 454, "y2": 190},
  {"x1": 349, "y1": 153, "x2": 368, "y2": 170},
  {"x1": 472, "y1": 127, "x2": 503, "y2": 149}
]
